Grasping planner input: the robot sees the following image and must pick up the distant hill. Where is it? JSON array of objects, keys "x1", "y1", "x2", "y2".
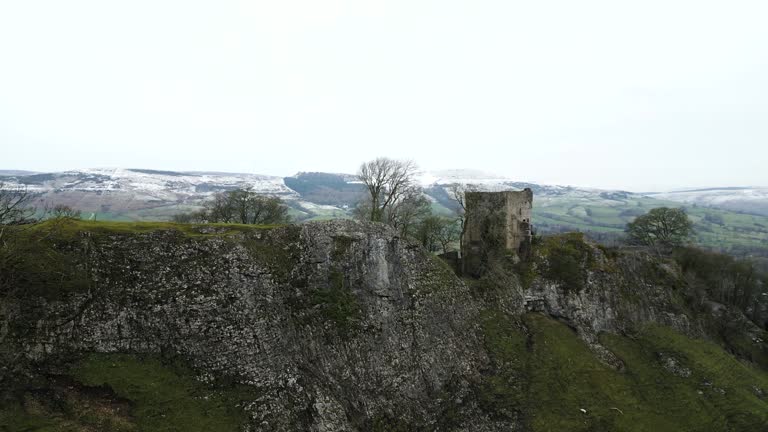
[
  {"x1": 647, "y1": 187, "x2": 768, "y2": 216},
  {"x1": 0, "y1": 168, "x2": 297, "y2": 221},
  {"x1": 0, "y1": 170, "x2": 39, "y2": 176},
  {"x1": 2, "y1": 168, "x2": 767, "y2": 262},
  {"x1": 283, "y1": 172, "x2": 363, "y2": 207}
]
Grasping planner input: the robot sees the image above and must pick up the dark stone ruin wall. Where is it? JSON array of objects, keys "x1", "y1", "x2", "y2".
[{"x1": 461, "y1": 189, "x2": 533, "y2": 276}]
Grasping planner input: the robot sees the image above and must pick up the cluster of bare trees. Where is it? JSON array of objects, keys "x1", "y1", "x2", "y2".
[
  {"x1": 674, "y1": 246, "x2": 767, "y2": 328},
  {"x1": 415, "y1": 215, "x2": 460, "y2": 253},
  {"x1": 447, "y1": 183, "x2": 477, "y2": 247},
  {"x1": 355, "y1": 158, "x2": 422, "y2": 224},
  {"x1": 0, "y1": 183, "x2": 36, "y2": 226},
  {"x1": 45, "y1": 204, "x2": 81, "y2": 220},
  {"x1": 173, "y1": 189, "x2": 291, "y2": 225},
  {"x1": 1, "y1": 182, "x2": 83, "y2": 226},
  {"x1": 354, "y1": 157, "x2": 462, "y2": 254},
  {"x1": 0, "y1": 183, "x2": 288, "y2": 228}
]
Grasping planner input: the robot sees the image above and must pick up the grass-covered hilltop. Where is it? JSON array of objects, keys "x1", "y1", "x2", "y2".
[{"x1": 1, "y1": 218, "x2": 766, "y2": 431}]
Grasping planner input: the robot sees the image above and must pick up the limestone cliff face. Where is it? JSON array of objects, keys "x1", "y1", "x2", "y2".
[
  {"x1": 2, "y1": 220, "x2": 505, "y2": 431},
  {"x1": 520, "y1": 250, "x2": 703, "y2": 369},
  {"x1": 2, "y1": 220, "x2": 766, "y2": 431},
  {"x1": 503, "y1": 234, "x2": 766, "y2": 370}
]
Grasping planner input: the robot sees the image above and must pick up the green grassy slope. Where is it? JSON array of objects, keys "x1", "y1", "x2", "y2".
[
  {"x1": 480, "y1": 312, "x2": 768, "y2": 432},
  {"x1": 533, "y1": 194, "x2": 768, "y2": 254},
  {"x1": 0, "y1": 354, "x2": 253, "y2": 432},
  {"x1": 4, "y1": 314, "x2": 765, "y2": 432},
  {"x1": 18, "y1": 218, "x2": 279, "y2": 238}
]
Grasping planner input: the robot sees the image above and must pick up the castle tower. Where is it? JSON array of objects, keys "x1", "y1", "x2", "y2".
[{"x1": 461, "y1": 189, "x2": 533, "y2": 277}]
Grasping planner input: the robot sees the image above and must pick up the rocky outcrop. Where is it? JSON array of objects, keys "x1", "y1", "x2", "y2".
[
  {"x1": 2, "y1": 220, "x2": 507, "y2": 431},
  {"x1": 1, "y1": 220, "x2": 766, "y2": 431},
  {"x1": 520, "y1": 247, "x2": 701, "y2": 368}
]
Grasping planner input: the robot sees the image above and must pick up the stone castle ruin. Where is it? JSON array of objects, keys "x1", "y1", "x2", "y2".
[{"x1": 460, "y1": 189, "x2": 533, "y2": 277}]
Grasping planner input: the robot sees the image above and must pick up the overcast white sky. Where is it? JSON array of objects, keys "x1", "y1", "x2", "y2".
[{"x1": 1, "y1": 0, "x2": 766, "y2": 191}]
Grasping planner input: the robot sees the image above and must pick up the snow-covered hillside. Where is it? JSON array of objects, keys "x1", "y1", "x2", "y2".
[
  {"x1": 647, "y1": 187, "x2": 768, "y2": 216},
  {"x1": 0, "y1": 168, "x2": 296, "y2": 200},
  {"x1": 0, "y1": 168, "x2": 302, "y2": 218},
  {"x1": 0, "y1": 168, "x2": 651, "y2": 215},
  {"x1": 417, "y1": 169, "x2": 634, "y2": 202},
  {"x1": 2, "y1": 168, "x2": 767, "y2": 219},
  {"x1": 416, "y1": 169, "x2": 513, "y2": 187},
  {"x1": 649, "y1": 187, "x2": 768, "y2": 205}
]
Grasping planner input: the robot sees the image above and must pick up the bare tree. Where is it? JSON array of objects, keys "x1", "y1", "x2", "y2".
[
  {"x1": 435, "y1": 218, "x2": 461, "y2": 254},
  {"x1": 45, "y1": 204, "x2": 81, "y2": 220},
  {"x1": 448, "y1": 183, "x2": 477, "y2": 250},
  {"x1": 357, "y1": 158, "x2": 419, "y2": 223},
  {"x1": 204, "y1": 191, "x2": 237, "y2": 223},
  {"x1": 173, "y1": 189, "x2": 291, "y2": 225},
  {"x1": 416, "y1": 215, "x2": 460, "y2": 254},
  {"x1": 172, "y1": 211, "x2": 206, "y2": 224},
  {"x1": 387, "y1": 191, "x2": 431, "y2": 237},
  {"x1": 0, "y1": 183, "x2": 35, "y2": 225},
  {"x1": 226, "y1": 190, "x2": 291, "y2": 225}
]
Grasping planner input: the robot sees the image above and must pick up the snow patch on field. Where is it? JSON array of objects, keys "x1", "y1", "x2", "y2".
[
  {"x1": 650, "y1": 188, "x2": 768, "y2": 204},
  {"x1": 416, "y1": 169, "x2": 512, "y2": 187},
  {"x1": 0, "y1": 168, "x2": 298, "y2": 201}
]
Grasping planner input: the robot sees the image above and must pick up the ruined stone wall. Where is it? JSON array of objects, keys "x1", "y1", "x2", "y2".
[
  {"x1": 461, "y1": 189, "x2": 533, "y2": 276},
  {"x1": 506, "y1": 189, "x2": 533, "y2": 256}
]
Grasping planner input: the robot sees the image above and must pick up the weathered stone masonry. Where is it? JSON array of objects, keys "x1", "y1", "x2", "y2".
[{"x1": 461, "y1": 189, "x2": 533, "y2": 277}]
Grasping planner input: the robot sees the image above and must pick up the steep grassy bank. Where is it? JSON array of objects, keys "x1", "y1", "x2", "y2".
[
  {"x1": 479, "y1": 312, "x2": 768, "y2": 432},
  {"x1": 1, "y1": 354, "x2": 252, "y2": 432}
]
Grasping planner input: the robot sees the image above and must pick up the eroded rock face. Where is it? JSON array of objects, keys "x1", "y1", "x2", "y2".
[
  {"x1": 3, "y1": 220, "x2": 503, "y2": 430},
  {"x1": 3, "y1": 220, "x2": 766, "y2": 430},
  {"x1": 524, "y1": 248, "x2": 696, "y2": 331}
]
